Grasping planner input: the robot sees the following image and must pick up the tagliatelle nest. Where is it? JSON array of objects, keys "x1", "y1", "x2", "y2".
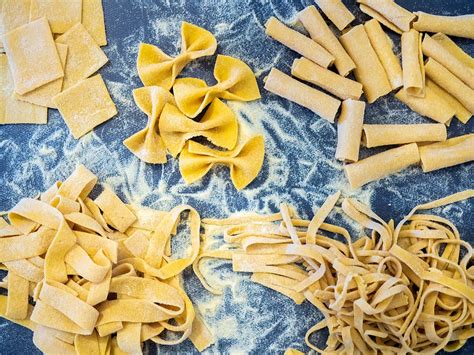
[{"x1": 197, "y1": 190, "x2": 474, "y2": 354}]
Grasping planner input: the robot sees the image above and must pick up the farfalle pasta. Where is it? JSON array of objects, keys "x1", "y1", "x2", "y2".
[
  {"x1": 137, "y1": 22, "x2": 217, "y2": 90},
  {"x1": 173, "y1": 54, "x2": 261, "y2": 118},
  {"x1": 123, "y1": 86, "x2": 175, "y2": 164},
  {"x1": 159, "y1": 98, "x2": 238, "y2": 157},
  {"x1": 0, "y1": 164, "x2": 214, "y2": 354},
  {"x1": 179, "y1": 135, "x2": 265, "y2": 190}
]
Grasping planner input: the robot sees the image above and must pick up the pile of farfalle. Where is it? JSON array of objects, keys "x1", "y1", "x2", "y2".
[
  {"x1": 197, "y1": 189, "x2": 474, "y2": 354},
  {"x1": 0, "y1": 164, "x2": 214, "y2": 354},
  {"x1": 125, "y1": 22, "x2": 264, "y2": 190}
]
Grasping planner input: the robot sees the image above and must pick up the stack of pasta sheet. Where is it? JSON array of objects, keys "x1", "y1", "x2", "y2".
[
  {"x1": 0, "y1": 0, "x2": 117, "y2": 139},
  {"x1": 0, "y1": 164, "x2": 214, "y2": 354},
  {"x1": 263, "y1": 0, "x2": 474, "y2": 189}
]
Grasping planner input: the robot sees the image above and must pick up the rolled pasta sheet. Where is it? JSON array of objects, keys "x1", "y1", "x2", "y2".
[
  {"x1": 344, "y1": 143, "x2": 420, "y2": 189},
  {"x1": 432, "y1": 33, "x2": 474, "y2": 69},
  {"x1": 364, "y1": 19, "x2": 402, "y2": 90},
  {"x1": 357, "y1": 0, "x2": 416, "y2": 33},
  {"x1": 362, "y1": 123, "x2": 447, "y2": 148},
  {"x1": 414, "y1": 12, "x2": 474, "y2": 39},
  {"x1": 264, "y1": 17, "x2": 334, "y2": 68},
  {"x1": 426, "y1": 79, "x2": 471, "y2": 124},
  {"x1": 264, "y1": 68, "x2": 341, "y2": 122},
  {"x1": 419, "y1": 134, "x2": 474, "y2": 173},
  {"x1": 395, "y1": 85, "x2": 455, "y2": 124},
  {"x1": 425, "y1": 58, "x2": 474, "y2": 114},
  {"x1": 315, "y1": 0, "x2": 354, "y2": 31},
  {"x1": 339, "y1": 25, "x2": 392, "y2": 103},
  {"x1": 291, "y1": 57, "x2": 362, "y2": 100},
  {"x1": 401, "y1": 29, "x2": 425, "y2": 97},
  {"x1": 335, "y1": 99, "x2": 365, "y2": 162},
  {"x1": 422, "y1": 34, "x2": 474, "y2": 89},
  {"x1": 298, "y1": 6, "x2": 355, "y2": 76}
]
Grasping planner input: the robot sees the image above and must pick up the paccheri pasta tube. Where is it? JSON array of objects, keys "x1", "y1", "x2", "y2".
[
  {"x1": 339, "y1": 25, "x2": 392, "y2": 103},
  {"x1": 357, "y1": 0, "x2": 416, "y2": 33},
  {"x1": 291, "y1": 57, "x2": 362, "y2": 100},
  {"x1": 298, "y1": 5, "x2": 355, "y2": 76},
  {"x1": 425, "y1": 58, "x2": 474, "y2": 114},
  {"x1": 364, "y1": 19, "x2": 402, "y2": 90},
  {"x1": 344, "y1": 143, "x2": 420, "y2": 188},
  {"x1": 0, "y1": 164, "x2": 214, "y2": 354},
  {"x1": 198, "y1": 189, "x2": 474, "y2": 354},
  {"x1": 264, "y1": 68, "x2": 341, "y2": 122},
  {"x1": 362, "y1": 123, "x2": 447, "y2": 148},
  {"x1": 431, "y1": 33, "x2": 474, "y2": 69},
  {"x1": 401, "y1": 29, "x2": 425, "y2": 97},
  {"x1": 425, "y1": 79, "x2": 472, "y2": 124},
  {"x1": 335, "y1": 99, "x2": 365, "y2": 162},
  {"x1": 395, "y1": 85, "x2": 455, "y2": 124},
  {"x1": 265, "y1": 17, "x2": 334, "y2": 68},
  {"x1": 422, "y1": 34, "x2": 474, "y2": 89},
  {"x1": 414, "y1": 12, "x2": 474, "y2": 39},
  {"x1": 419, "y1": 133, "x2": 474, "y2": 173},
  {"x1": 315, "y1": 0, "x2": 354, "y2": 31}
]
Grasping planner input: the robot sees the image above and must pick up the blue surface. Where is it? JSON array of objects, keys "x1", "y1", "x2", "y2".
[{"x1": 0, "y1": 0, "x2": 473, "y2": 354}]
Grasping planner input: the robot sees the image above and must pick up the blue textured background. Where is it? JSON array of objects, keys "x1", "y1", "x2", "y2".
[{"x1": 0, "y1": 0, "x2": 473, "y2": 353}]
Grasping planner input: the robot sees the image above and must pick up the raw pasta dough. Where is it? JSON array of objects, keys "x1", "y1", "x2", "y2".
[
  {"x1": 357, "y1": 0, "x2": 415, "y2": 33},
  {"x1": 0, "y1": 0, "x2": 31, "y2": 49},
  {"x1": 362, "y1": 123, "x2": 447, "y2": 147},
  {"x1": 137, "y1": 22, "x2": 217, "y2": 90},
  {"x1": 335, "y1": 99, "x2": 365, "y2": 162},
  {"x1": 29, "y1": 0, "x2": 82, "y2": 34},
  {"x1": 82, "y1": 0, "x2": 107, "y2": 46},
  {"x1": 315, "y1": 0, "x2": 354, "y2": 31},
  {"x1": 401, "y1": 29, "x2": 425, "y2": 97},
  {"x1": 414, "y1": 12, "x2": 474, "y2": 39}
]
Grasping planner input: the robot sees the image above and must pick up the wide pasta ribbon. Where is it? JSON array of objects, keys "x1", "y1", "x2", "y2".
[
  {"x1": 159, "y1": 99, "x2": 238, "y2": 157},
  {"x1": 123, "y1": 86, "x2": 175, "y2": 164},
  {"x1": 137, "y1": 22, "x2": 217, "y2": 90},
  {"x1": 179, "y1": 135, "x2": 265, "y2": 190},
  {"x1": 173, "y1": 55, "x2": 261, "y2": 118}
]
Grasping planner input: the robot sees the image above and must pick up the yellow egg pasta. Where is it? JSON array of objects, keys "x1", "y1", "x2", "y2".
[
  {"x1": 137, "y1": 22, "x2": 217, "y2": 90},
  {"x1": 315, "y1": 0, "x2": 354, "y2": 31},
  {"x1": 357, "y1": 0, "x2": 415, "y2": 33},
  {"x1": 173, "y1": 54, "x2": 260, "y2": 118},
  {"x1": 413, "y1": 12, "x2": 474, "y2": 40}
]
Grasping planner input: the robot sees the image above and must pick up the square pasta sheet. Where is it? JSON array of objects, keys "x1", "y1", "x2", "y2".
[
  {"x1": 82, "y1": 0, "x2": 107, "y2": 46},
  {"x1": 0, "y1": 0, "x2": 31, "y2": 49},
  {"x1": 2, "y1": 17, "x2": 63, "y2": 95},
  {"x1": 55, "y1": 22, "x2": 108, "y2": 89},
  {"x1": 0, "y1": 54, "x2": 47, "y2": 124},
  {"x1": 29, "y1": 0, "x2": 83, "y2": 34},
  {"x1": 53, "y1": 74, "x2": 117, "y2": 139}
]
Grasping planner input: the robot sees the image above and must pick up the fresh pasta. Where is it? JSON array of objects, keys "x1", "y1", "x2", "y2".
[
  {"x1": 159, "y1": 99, "x2": 239, "y2": 157},
  {"x1": 179, "y1": 135, "x2": 265, "y2": 190},
  {"x1": 123, "y1": 86, "x2": 175, "y2": 164},
  {"x1": 362, "y1": 123, "x2": 447, "y2": 148},
  {"x1": 357, "y1": 0, "x2": 415, "y2": 33},
  {"x1": 137, "y1": 22, "x2": 217, "y2": 90},
  {"x1": 364, "y1": 19, "x2": 403, "y2": 90},
  {"x1": 413, "y1": 12, "x2": 474, "y2": 39},
  {"x1": 315, "y1": 0, "x2": 354, "y2": 31},
  {"x1": 265, "y1": 68, "x2": 341, "y2": 122},
  {"x1": 198, "y1": 189, "x2": 474, "y2": 354},
  {"x1": 419, "y1": 134, "x2": 474, "y2": 173},
  {"x1": 335, "y1": 99, "x2": 365, "y2": 162},
  {"x1": 431, "y1": 33, "x2": 474, "y2": 70},
  {"x1": 344, "y1": 143, "x2": 420, "y2": 189},
  {"x1": 401, "y1": 29, "x2": 425, "y2": 97},
  {"x1": 264, "y1": 16, "x2": 334, "y2": 69},
  {"x1": 173, "y1": 55, "x2": 260, "y2": 118},
  {"x1": 291, "y1": 57, "x2": 362, "y2": 100},
  {"x1": 339, "y1": 25, "x2": 392, "y2": 103},
  {"x1": 298, "y1": 6, "x2": 355, "y2": 76},
  {"x1": 0, "y1": 164, "x2": 214, "y2": 354}
]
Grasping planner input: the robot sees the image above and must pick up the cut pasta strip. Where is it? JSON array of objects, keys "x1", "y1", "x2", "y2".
[
  {"x1": 401, "y1": 29, "x2": 425, "y2": 97},
  {"x1": 344, "y1": 143, "x2": 420, "y2": 189},
  {"x1": 364, "y1": 19, "x2": 402, "y2": 90},
  {"x1": 357, "y1": 0, "x2": 415, "y2": 33},
  {"x1": 94, "y1": 187, "x2": 136, "y2": 233},
  {"x1": 291, "y1": 57, "x2": 362, "y2": 100},
  {"x1": 265, "y1": 16, "x2": 334, "y2": 69},
  {"x1": 419, "y1": 134, "x2": 474, "y2": 173},
  {"x1": 298, "y1": 6, "x2": 355, "y2": 76},
  {"x1": 335, "y1": 99, "x2": 365, "y2": 163},
  {"x1": 339, "y1": 25, "x2": 392, "y2": 103},
  {"x1": 362, "y1": 123, "x2": 447, "y2": 148},
  {"x1": 315, "y1": 0, "x2": 354, "y2": 31},
  {"x1": 413, "y1": 12, "x2": 474, "y2": 39},
  {"x1": 264, "y1": 68, "x2": 341, "y2": 122},
  {"x1": 426, "y1": 79, "x2": 472, "y2": 124},
  {"x1": 137, "y1": 22, "x2": 216, "y2": 89}
]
